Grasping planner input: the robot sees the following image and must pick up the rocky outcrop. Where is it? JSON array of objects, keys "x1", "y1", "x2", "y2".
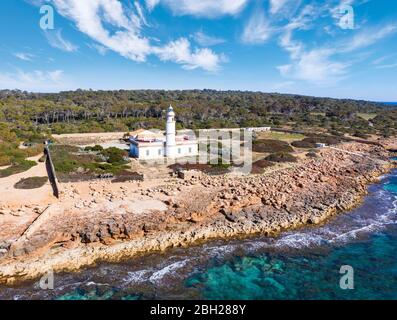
[{"x1": 0, "y1": 142, "x2": 394, "y2": 285}]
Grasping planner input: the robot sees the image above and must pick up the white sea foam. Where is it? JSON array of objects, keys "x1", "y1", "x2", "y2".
[
  {"x1": 149, "y1": 259, "x2": 190, "y2": 283},
  {"x1": 203, "y1": 243, "x2": 237, "y2": 257},
  {"x1": 123, "y1": 269, "x2": 152, "y2": 285},
  {"x1": 243, "y1": 192, "x2": 397, "y2": 250},
  {"x1": 273, "y1": 233, "x2": 328, "y2": 249}
]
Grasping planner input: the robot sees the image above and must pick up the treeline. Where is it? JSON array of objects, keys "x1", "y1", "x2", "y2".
[{"x1": 0, "y1": 89, "x2": 396, "y2": 137}]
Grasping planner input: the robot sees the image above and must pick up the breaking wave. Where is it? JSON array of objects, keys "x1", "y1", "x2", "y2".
[{"x1": 149, "y1": 259, "x2": 190, "y2": 283}]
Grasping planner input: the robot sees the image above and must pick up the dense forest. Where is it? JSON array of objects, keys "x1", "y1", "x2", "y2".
[{"x1": 0, "y1": 89, "x2": 396, "y2": 141}]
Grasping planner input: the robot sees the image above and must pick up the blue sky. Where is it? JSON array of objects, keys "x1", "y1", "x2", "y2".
[{"x1": 0, "y1": 0, "x2": 396, "y2": 101}]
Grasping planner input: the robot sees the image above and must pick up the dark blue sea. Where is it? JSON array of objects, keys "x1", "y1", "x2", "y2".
[
  {"x1": 382, "y1": 102, "x2": 397, "y2": 106},
  {"x1": 1, "y1": 168, "x2": 396, "y2": 300}
]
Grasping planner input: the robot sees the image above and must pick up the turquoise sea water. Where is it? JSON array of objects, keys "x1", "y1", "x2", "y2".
[{"x1": 0, "y1": 169, "x2": 396, "y2": 300}]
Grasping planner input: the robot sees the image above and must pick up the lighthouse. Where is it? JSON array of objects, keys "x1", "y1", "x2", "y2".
[
  {"x1": 165, "y1": 105, "x2": 176, "y2": 157},
  {"x1": 129, "y1": 104, "x2": 198, "y2": 160}
]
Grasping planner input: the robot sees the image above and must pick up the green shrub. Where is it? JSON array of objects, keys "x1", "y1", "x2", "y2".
[
  {"x1": 100, "y1": 147, "x2": 128, "y2": 164},
  {"x1": 14, "y1": 176, "x2": 48, "y2": 189},
  {"x1": 83, "y1": 162, "x2": 129, "y2": 175},
  {"x1": 0, "y1": 143, "x2": 26, "y2": 165},
  {"x1": 306, "y1": 152, "x2": 318, "y2": 158},
  {"x1": 251, "y1": 159, "x2": 274, "y2": 174},
  {"x1": 84, "y1": 145, "x2": 104, "y2": 152},
  {"x1": 0, "y1": 160, "x2": 37, "y2": 178},
  {"x1": 54, "y1": 159, "x2": 79, "y2": 173},
  {"x1": 252, "y1": 139, "x2": 293, "y2": 153},
  {"x1": 210, "y1": 157, "x2": 232, "y2": 169},
  {"x1": 23, "y1": 144, "x2": 43, "y2": 158},
  {"x1": 265, "y1": 152, "x2": 297, "y2": 163},
  {"x1": 291, "y1": 140, "x2": 316, "y2": 149},
  {"x1": 353, "y1": 132, "x2": 370, "y2": 139},
  {"x1": 0, "y1": 155, "x2": 12, "y2": 166}
]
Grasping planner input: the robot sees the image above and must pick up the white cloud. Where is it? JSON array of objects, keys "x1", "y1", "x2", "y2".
[
  {"x1": 135, "y1": 1, "x2": 149, "y2": 27},
  {"x1": 375, "y1": 62, "x2": 397, "y2": 70},
  {"x1": 270, "y1": 0, "x2": 288, "y2": 14},
  {"x1": 242, "y1": 10, "x2": 272, "y2": 44},
  {"x1": 192, "y1": 31, "x2": 225, "y2": 46},
  {"x1": 277, "y1": 21, "x2": 397, "y2": 84},
  {"x1": 278, "y1": 49, "x2": 349, "y2": 84},
  {"x1": 87, "y1": 43, "x2": 109, "y2": 55},
  {"x1": 343, "y1": 24, "x2": 397, "y2": 52},
  {"x1": 274, "y1": 4, "x2": 396, "y2": 84},
  {"x1": 44, "y1": 29, "x2": 78, "y2": 52},
  {"x1": 279, "y1": 29, "x2": 303, "y2": 59},
  {"x1": 14, "y1": 52, "x2": 35, "y2": 61},
  {"x1": 154, "y1": 38, "x2": 225, "y2": 71},
  {"x1": 145, "y1": 0, "x2": 160, "y2": 11},
  {"x1": 46, "y1": 0, "x2": 225, "y2": 71},
  {"x1": 0, "y1": 69, "x2": 68, "y2": 91},
  {"x1": 147, "y1": 0, "x2": 249, "y2": 18}
]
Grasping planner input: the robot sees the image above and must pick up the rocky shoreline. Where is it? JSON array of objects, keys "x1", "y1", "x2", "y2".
[{"x1": 0, "y1": 142, "x2": 395, "y2": 285}]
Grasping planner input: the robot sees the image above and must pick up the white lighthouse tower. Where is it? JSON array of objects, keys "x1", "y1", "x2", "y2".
[{"x1": 165, "y1": 105, "x2": 176, "y2": 157}]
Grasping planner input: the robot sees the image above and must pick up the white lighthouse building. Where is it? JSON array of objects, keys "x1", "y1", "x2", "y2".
[
  {"x1": 129, "y1": 105, "x2": 198, "y2": 160},
  {"x1": 165, "y1": 105, "x2": 177, "y2": 157}
]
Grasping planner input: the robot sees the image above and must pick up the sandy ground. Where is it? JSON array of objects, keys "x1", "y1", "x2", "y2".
[{"x1": 0, "y1": 154, "x2": 55, "y2": 207}]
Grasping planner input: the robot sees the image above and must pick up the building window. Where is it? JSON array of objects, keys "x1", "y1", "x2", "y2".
[
  {"x1": 146, "y1": 150, "x2": 150, "y2": 156},
  {"x1": 158, "y1": 149, "x2": 162, "y2": 155},
  {"x1": 178, "y1": 148, "x2": 181, "y2": 154},
  {"x1": 189, "y1": 147, "x2": 192, "y2": 153}
]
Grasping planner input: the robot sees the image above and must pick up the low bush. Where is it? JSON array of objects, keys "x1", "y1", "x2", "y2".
[
  {"x1": 51, "y1": 145, "x2": 93, "y2": 174},
  {"x1": 22, "y1": 144, "x2": 44, "y2": 158},
  {"x1": 100, "y1": 147, "x2": 129, "y2": 164},
  {"x1": 291, "y1": 140, "x2": 316, "y2": 149},
  {"x1": 306, "y1": 152, "x2": 318, "y2": 158},
  {"x1": 0, "y1": 155, "x2": 12, "y2": 166},
  {"x1": 0, "y1": 160, "x2": 37, "y2": 178},
  {"x1": 14, "y1": 176, "x2": 48, "y2": 189},
  {"x1": 84, "y1": 145, "x2": 104, "y2": 152},
  {"x1": 265, "y1": 152, "x2": 297, "y2": 163},
  {"x1": 251, "y1": 159, "x2": 274, "y2": 174},
  {"x1": 353, "y1": 132, "x2": 370, "y2": 139},
  {"x1": 83, "y1": 162, "x2": 129, "y2": 175},
  {"x1": 252, "y1": 139, "x2": 293, "y2": 153}
]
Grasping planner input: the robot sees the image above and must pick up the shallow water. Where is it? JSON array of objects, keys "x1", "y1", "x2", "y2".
[{"x1": 1, "y1": 169, "x2": 396, "y2": 300}]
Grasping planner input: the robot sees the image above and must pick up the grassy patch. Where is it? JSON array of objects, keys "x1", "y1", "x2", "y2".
[
  {"x1": 0, "y1": 143, "x2": 43, "y2": 166},
  {"x1": 51, "y1": 144, "x2": 131, "y2": 180},
  {"x1": 257, "y1": 132, "x2": 305, "y2": 141},
  {"x1": 0, "y1": 160, "x2": 37, "y2": 178},
  {"x1": 253, "y1": 139, "x2": 294, "y2": 153},
  {"x1": 302, "y1": 135, "x2": 342, "y2": 146},
  {"x1": 14, "y1": 176, "x2": 48, "y2": 189}
]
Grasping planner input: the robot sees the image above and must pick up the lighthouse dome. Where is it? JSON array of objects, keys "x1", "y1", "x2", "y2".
[{"x1": 167, "y1": 105, "x2": 175, "y2": 115}]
